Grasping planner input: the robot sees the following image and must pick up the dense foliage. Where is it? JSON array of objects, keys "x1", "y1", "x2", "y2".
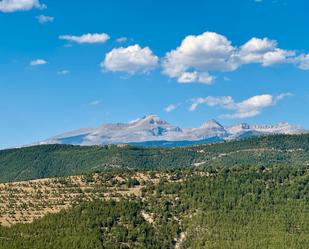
[
  {"x1": 1, "y1": 165, "x2": 309, "y2": 248},
  {"x1": 0, "y1": 134, "x2": 309, "y2": 182}
]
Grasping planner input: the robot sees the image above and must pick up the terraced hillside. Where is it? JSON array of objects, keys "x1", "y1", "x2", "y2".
[
  {"x1": 0, "y1": 170, "x2": 193, "y2": 226},
  {"x1": 1, "y1": 165, "x2": 309, "y2": 249}
]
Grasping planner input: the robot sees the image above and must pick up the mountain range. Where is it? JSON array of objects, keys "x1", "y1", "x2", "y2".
[{"x1": 38, "y1": 114, "x2": 307, "y2": 147}]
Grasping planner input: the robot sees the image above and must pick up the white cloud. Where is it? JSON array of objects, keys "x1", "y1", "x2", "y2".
[
  {"x1": 178, "y1": 71, "x2": 215, "y2": 84},
  {"x1": 116, "y1": 37, "x2": 128, "y2": 43},
  {"x1": 224, "y1": 94, "x2": 274, "y2": 119},
  {"x1": 238, "y1": 38, "x2": 295, "y2": 66},
  {"x1": 30, "y1": 59, "x2": 47, "y2": 66},
  {"x1": 275, "y1": 92, "x2": 293, "y2": 101},
  {"x1": 189, "y1": 96, "x2": 234, "y2": 112},
  {"x1": 296, "y1": 54, "x2": 309, "y2": 70},
  {"x1": 163, "y1": 32, "x2": 236, "y2": 83},
  {"x1": 0, "y1": 0, "x2": 45, "y2": 12},
  {"x1": 103, "y1": 44, "x2": 158, "y2": 74},
  {"x1": 189, "y1": 93, "x2": 291, "y2": 119},
  {"x1": 57, "y1": 70, "x2": 70, "y2": 75},
  {"x1": 262, "y1": 49, "x2": 295, "y2": 66},
  {"x1": 59, "y1": 33, "x2": 110, "y2": 44},
  {"x1": 89, "y1": 100, "x2": 102, "y2": 106},
  {"x1": 164, "y1": 104, "x2": 179, "y2": 113},
  {"x1": 36, "y1": 15, "x2": 54, "y2": 24},
  {"x1": 240, "y1": 37, "x2": 277, "y2": 53},
  {"x1": 163, "y1": 32, "x2": 295, "y2": 84}
]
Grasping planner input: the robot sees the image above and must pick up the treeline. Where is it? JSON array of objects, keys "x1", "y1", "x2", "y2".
[{"x1": 0, "y1": 134, "x2": 309, "y2": 182}]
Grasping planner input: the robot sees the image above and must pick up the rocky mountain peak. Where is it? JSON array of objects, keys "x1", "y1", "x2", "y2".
[
  {"x1": 39, "y1": 114, "x2": 307, "y2": 147},
  {"x1": 201, "y1": 119, "x2": 224, "y2": 130},
  {"x1": 133, "y1": 114, "x2": 169, "y2": 126}
]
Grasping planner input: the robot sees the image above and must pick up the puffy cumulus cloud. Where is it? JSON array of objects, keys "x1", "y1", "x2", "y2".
[
  {"x1": 102, "y1": 44, "x2": 158, "y2": 74},
  {"x1": 164, "y1": 104, "x2": 179, "y2": 113},
  {"x1": 36, "y1": 15, "x2": 54, "y2": 24},
  {"x1": 163, "y1": 32, "x2": 236, "y2": 83},
  {"x1": 163, "y1": 32, "x2": 295, "y2": 84},
  {"x1": 0, "y1": 0, "x2": 45, "y2": 12},
  {"x1": 238, "y1": 38, "x2": 295, "y2": 66},
  {"x1": 59, "y1": 33, "x2": 110, "y2": 44},
  {"x1": 189, "y1": 93, "x2": 291, "y2": 119},
  {"x1": 30, "y1": 59, "x2": 47, "y2": 66},
  {"x1": 239, "y1": 37, "x2": 277, "y2": 54}
]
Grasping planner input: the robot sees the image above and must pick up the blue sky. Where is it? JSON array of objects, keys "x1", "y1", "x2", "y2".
[{"x1": 1, "y1": 0, "x2": 309, "y2": 148}]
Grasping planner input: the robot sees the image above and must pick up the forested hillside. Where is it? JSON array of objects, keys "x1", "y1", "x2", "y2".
[
  {"x1": 1, "y1": 165, "x2": 309, "y2": 249},
  {"x1": 1, "y1": 134, "x2": 309, "y2": 248},
  {"x1": 0, "y1": 134, "x2": 309, "y2": 182}
]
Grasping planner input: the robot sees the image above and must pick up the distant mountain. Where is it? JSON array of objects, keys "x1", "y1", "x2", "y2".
[{"x1": 38, "y1": 114, "x2": 307, "y2": 147}]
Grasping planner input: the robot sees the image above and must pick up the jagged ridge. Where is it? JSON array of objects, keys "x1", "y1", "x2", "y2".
[{"x1": 39, "y1": 114, "x2": 307, "y2": 146}]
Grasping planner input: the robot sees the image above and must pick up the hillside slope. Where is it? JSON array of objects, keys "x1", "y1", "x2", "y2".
[
  {"x1": 1, "y1": 165, "x2": 309, "y2": 249},
  {"x1": 0, "y1": 134, "x2": 309, "y2": 183}
]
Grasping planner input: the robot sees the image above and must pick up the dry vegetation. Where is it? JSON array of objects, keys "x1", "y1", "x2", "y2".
[{"x1": 0, "y1": 171, "x2": 192, "y2": 227}]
